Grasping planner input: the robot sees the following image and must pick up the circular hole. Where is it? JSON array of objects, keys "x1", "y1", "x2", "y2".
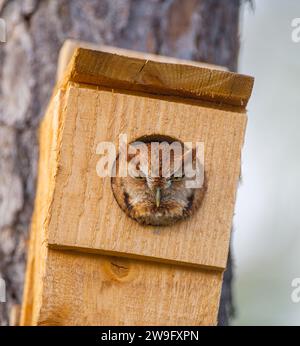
[
  {"x1": 132, "y1": 133, "x2": 183, "y2": 145},
  {"x1": 111, "y1": 134, "x2": 206, "y2": 227}
]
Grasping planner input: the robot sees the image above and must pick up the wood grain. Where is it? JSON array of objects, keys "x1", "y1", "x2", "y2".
[
  {"x1": 56, "y1": 39, "x2": 228, "y2": 82},
  {"x1": 20, "y1": 90, "x2": 67, "y2": 326},
  {"x1": 60, "y1": 47, "x2": 253, "y2": 108},
  {"x1": 47, "y1": 84, "x2": 247, "y2": 270},
  {"x1": 37, "y1": 250, "x2": 222, "y2": 326}
]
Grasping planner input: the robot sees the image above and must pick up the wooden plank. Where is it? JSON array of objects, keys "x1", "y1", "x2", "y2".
[
  {"x1": 60, "y1": 47, "x2": 253, "y2": 108},
  {"x1": 47, "y1": 84, "x2": 247, "y2": 270},
  {"x1": 56, "y1": 39, "x2": 227, "y2": 82},
  {"x1": 20, "y1": 90, "x2": 67, "y2": 326},
  {"x1": 37, "y1": 250, "x2": 222, "y2": 326}
]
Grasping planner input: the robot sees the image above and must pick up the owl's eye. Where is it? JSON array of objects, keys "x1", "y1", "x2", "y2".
[
  {"x1": 133, "y1": 171, "x2": 146, "y2": 180},
  {"x1": 134, "y1": 175, "x2": 146, "y2": 180},
  {"x1": 170, "y1": 174, "x2": 185, "y2": 181}
]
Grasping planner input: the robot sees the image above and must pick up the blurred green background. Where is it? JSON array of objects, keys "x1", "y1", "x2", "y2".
[{"x1": 233, "y1": 0, "x2": 300, "y2": 325}]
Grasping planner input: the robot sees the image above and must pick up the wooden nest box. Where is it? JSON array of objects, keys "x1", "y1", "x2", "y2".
[{"x1": 20, "y1": 41, "x2": 254, "y2": 326}]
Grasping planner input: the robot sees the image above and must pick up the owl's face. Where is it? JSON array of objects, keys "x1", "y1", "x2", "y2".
[{"x1": 111, "y1": 142, "x2": 206, "y2": 226}]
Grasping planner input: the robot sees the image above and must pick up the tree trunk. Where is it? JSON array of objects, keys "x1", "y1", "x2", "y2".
[{"x1": 0, "y1": 0, "x2": 240, "y2": 326}]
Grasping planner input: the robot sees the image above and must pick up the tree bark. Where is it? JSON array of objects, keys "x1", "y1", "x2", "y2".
[{"x1": 0, "y1": 0, "x2": 240, "y2": 326}]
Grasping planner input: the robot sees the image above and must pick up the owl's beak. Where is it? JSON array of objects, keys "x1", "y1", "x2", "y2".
[{"x1": 155, "y1": 187, "x2": 161, "y2": 208}]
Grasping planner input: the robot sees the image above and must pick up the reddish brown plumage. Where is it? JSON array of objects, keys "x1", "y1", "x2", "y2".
[{"x1": 111, "y1": 142, "x2": 206, "y2": 226}]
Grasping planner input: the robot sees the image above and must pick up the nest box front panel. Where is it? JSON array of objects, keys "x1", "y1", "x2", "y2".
[
  {"x1": 38, "y1": 250, "x2": 222, "y2": 326},
  {"x1": 47, "y1": 84, "x2": 246, "y2": 270}
]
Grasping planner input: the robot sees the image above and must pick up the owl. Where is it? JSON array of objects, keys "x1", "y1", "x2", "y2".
[{"x1": 111, "y1": 141, "x2": 206, "y2": 226}]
